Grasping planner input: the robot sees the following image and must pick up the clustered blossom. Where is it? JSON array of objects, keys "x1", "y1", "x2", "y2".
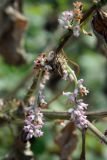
[
  {"x1": 34, "y1": 53, "x2": 47, "y2": 70},
  {"x1": 34, "y1": 51, "x2": 54, "y2": 70},
  {"x1": 23, "y1": 51, "x2": 54, "y2": 140},
  {"x1": 34, "y1": 52, "x2": 54, "y2": 108},
  {"x1": 78, "y1": 79, "x2": 89, "y2": 96},
  {"x1": 58, "y1": 11, "x2": 74, "y2": 29},
  {"x1": 58, "y1": 1, "x2": 83, "y2": 37},
  {"x1": 63, "y1": 78, "x2": 89, "y2": 128},
  {"x1": 62, "y1": 63, "x2": 76, "y2": 82},
  {"x1": 38, "y1": 70, "x2": 51, "y2": 108},
  {"x1": 23, "y1": 107, "x2": 44, "y2": 140},
  {"x1": 70, "y1": 99, "x2": 88, "y2": 128}
]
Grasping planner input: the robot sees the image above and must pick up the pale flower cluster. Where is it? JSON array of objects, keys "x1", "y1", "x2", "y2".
[
  {"x1": 58, "y1": 11, "x2": 74, "y2": 29},
  {"x1": 63, "y1": 79, "x2": 89, "y2": 128},
  {"x1": 23, "y1": 107, "x2": 44, "y2": 140},
  {"x1": 58, "y1": 1, "x2": 83, "y2": 37},
  {"x1": 34, "y1": 52, "x2": 54, "y2": 108},
  {"x1": 38, "y1": 70, "x2": 50, "y2": 108}
]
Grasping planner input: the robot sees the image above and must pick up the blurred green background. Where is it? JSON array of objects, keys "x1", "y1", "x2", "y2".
[{"x1": 0, "y1": 0, "x2": 107, "y2": 159}]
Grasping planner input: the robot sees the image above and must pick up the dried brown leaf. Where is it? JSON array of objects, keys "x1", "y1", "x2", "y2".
[
  {"x1": 0, "y1": 2, "x2": 27, "y2": 65},
  {"x1": 92, "y1": 9, "x2": 107, "y2": 43},
  {"x1": 55, "y1": 122, "x2": 78, "y2": 160}
]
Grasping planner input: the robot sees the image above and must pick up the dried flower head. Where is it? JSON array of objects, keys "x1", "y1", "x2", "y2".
[
  {"x1": 78, "y1": 79, "x2": 89, "y2": 96},
  {"x1": 34, "y1": 53, "x2": 47, "y2": 70},
  {"x1": 73, "y1": 1, "x2": 83, "y2": 9}
]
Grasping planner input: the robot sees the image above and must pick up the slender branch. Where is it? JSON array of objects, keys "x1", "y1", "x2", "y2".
[
  {"x1": 87, "y1": 121, "x2": 107, "y2": 144},
  {"x1": 42, "y1": 110, "x2": 107, "y2": 144},
  {"x1": 24, "y1": 70, "x2": 43, "y2": 106},
  {"x1": 24, "y1": 77, "x2": 37, "y2": 105},
  {"x1": 42, "y1": 110, "x2": 107, "y2": 120},
  {"x1": 80, "y1": 5, "x2": 96, "y2": 24},
  {"x1": 86, "y1": 110, "x2": 107, "y2": 118},
  {"x1": 80, "y1": 128, "x2": 86, "y2": 160},
  {"x1": 55, "y1": 30, "x2": 73, "y2": 54},
  {"x1": 42, "y1": 111, "x2": 70, "y2": 120}
]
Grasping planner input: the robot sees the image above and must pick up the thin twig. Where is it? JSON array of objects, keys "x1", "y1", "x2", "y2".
[
  {"x1": 80, "y1": 128, "x2": 87, "y2": 160},
  {"x1": 42, "y1": 110, "x2": 107, "y2": 120},
  {"x1": 24, "y1": 70, "x2": 43, "y2": 106},
  {"x1": 42, "y1": 110, "x2": 107, "y2": 144},
  {"x1": 86, "y1": 110, "x2": 107, "y2": 119},
  {"x1": 87, "y1": 120, "x2": 107, "y2": 144},
  {"x1": 42, "y1": 111, "x2": 70, "y2": 120},
  {"x1": 24, "y1": 77, "x2": 37, "y2": 105}
]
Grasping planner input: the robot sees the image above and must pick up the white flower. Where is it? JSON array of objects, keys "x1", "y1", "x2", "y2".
[
  {"x1": 34, "y1": 129, "x2": 43, "y2": 137},
  {"x1": 47, "y1": 51, "x2": 54, "y2": 61},
  {"x1": 68, "y1": 99, "x2": 88, "y2": 128},
  {"x1": 77, "y1": 79, "x2": 89, "y2": 96},
  {"x1": 63, "y1": 91, "x2": 71, "y2": 96},
  {"x1": 40, "y1": 83, "x2": 45, "y2": 90},
  {"x1": 58, "y1": 11, "x2": 74, "y2": 29},
  {"x1": 63, "y1": 70, "x2": 68, "y2": 80},
  {"x1": 73, "y1": 25, "x2": 80, "y2": 37}
]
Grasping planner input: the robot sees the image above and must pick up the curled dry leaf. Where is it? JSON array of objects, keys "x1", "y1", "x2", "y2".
[
  {"x1": 92, "y1": 9, "x2": 107, "y2": 43},
  {"x1": 0, "y1": 1, "x2": 27, "y2": 65},
  {"x1": 55, "y1": 122, "x2": 78, "y2": 160}
]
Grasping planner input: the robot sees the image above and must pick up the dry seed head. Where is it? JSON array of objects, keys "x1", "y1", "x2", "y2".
[{"x1": 53, "y1": 52, "x2": 68, "y2": 76}]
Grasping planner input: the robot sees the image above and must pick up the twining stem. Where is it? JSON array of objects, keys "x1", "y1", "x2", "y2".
[{"x1": 80, "y1": 128, "x2": 86, "y2": 160}]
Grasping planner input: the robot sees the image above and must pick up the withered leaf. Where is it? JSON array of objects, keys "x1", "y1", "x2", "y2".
[
  {"x1": 0, "y1": 2, "x2": 27, "y2": 65},
  {"x1": 5, "y1": 6, "x2": 27, "y2": 29},
  {"x1": 92, "y1": 9, "x2": 107, "y2": 43},
  {"x1": 55, "y1": 122, "x2": 78, "y2": 160}
]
